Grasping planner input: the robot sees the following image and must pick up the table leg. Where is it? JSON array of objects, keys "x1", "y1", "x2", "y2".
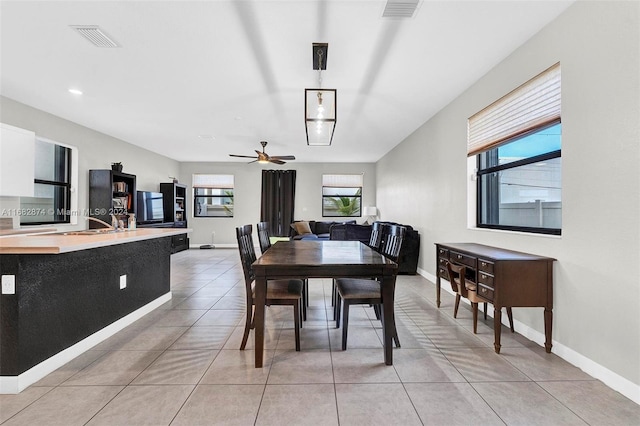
[
  {"x1": 381, "y1": 275, "x2": 396, "y2": 365},
  {"x1": 436, "y1": 275, "x2": 441, "y2": 308},
  {"x1": 254, "y1": 276, "x2": 266, "y2": 368},
  {"x1": 544, "y1": 308, "x2": 553, "y2": 353},
  {"x1": 493, "y1": 307, "x2": 502, "y2": 354}
]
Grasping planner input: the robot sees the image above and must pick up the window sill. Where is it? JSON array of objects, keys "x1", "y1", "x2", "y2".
[{"x1": 467, "y1": 226, "x2": 562, "y2": 239}]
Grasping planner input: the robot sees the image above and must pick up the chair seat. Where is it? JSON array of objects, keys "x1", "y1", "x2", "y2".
[
  {"x1": 252, "y1": 279, "x2": 303, "y2": 300},
  {"x1": 335, "y1": 278, "x2": 380, "y2": 300}
]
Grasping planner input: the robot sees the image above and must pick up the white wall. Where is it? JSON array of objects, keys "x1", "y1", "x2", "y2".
[
  {"x1": 376, "y1": 0, "x2": 640, "y2": 396},
  {"x1": 0, "y1": 96, "x2": 180, "y2": 229},
  {"x1": 178, "y1": 162, "x2": 376, "y2": 246}
]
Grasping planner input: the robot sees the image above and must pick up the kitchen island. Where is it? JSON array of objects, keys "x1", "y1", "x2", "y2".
[{"x1": 0, "y1": 228, "x2": 190, "y2": 393}]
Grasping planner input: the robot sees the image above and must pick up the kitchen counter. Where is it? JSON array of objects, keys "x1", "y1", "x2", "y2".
[
  {"x1": 0, "y1": 228, "x2": 190, "y2": 393},
  {"x1": 0, "y1": 227, "x2": 191, "y2": 254}
]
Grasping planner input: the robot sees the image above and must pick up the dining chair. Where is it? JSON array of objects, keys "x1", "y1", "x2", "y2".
[
  {"x1": 445, "y1": 260, "x2": 513, "y2": 334},
  {"x1": 258, "y1": 221, "x2": 308, "y2": 320},
  {"x1": 256, "y1": 221, "x2": 272, "y2": 254},
  {"x1": 334, "y1": 224, "x2": 406, "y2": 350},
  {"x1": 236, "y1": 224, "x2": 303, "y2": 351},
  {"x1": 331, "y1": 221, "x2": 384, "y2": 310}
]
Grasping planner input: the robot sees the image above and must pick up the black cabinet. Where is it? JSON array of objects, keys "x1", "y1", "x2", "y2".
[
  {"x1": 89, "y1": 170, "x2": 136, "y2": 228},
  {"x1": 160, "y1": 183, "x2": 187, "y2": 228}
]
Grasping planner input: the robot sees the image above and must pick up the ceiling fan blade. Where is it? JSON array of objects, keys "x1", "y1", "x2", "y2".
[
  {"x1": 269, "y1": 159, "x2": 286, "y2": 165},
  {"x1": 270, "y1": 155, "x2": 296, "y2": 160},
  {"x1": 229, "y1": 154, "x2": 258, "y2": 159},
  {"x1": 247, "y1": 159, "x2": 259, "y2": 164}
]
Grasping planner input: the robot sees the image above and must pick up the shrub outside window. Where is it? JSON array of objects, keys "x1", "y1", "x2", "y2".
[
  {"x1": 193, "y1": 174, "x2": 234, "y2": 217},
  {"x1": 322, "y1": 174, "x2": 362, "y2": 217}
]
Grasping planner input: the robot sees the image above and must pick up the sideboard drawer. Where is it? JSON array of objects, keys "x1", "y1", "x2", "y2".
[
  {"x1": 438, "y1": 267, "x2": 449, "y2": 280},
  {"x1": 478, "y1": 259, "x2": 494, "y2": 275},
  {"x1": 438, "y1": 257, "x2": 449, "y2": 268},
  {"x1": 478, "y1": 271, "x2": 494, "y2": 288},
  {"x1": 477, "y1": 283, "x2": 494, "y2": 302},
  {"x1": 438, "y1": 247, "x2": 449, "y2": 258},
  {"x1": 450, "y1": 251, "x2": 476, "y2": 268}
]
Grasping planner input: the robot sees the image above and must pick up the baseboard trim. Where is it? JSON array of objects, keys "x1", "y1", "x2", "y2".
[
  {"x1": 416, "y1": 267, "x2": 640, "y2": 405},
  {"x1": 0, "y1": 292, "x2": 172, "y2": 394}
]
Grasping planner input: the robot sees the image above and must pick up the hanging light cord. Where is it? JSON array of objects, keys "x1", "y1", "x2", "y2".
[{"x1": 317, "y1": 48, "x2": 324, "y2": 88}]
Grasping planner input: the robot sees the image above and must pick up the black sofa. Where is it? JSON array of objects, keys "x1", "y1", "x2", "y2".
[
  {"x1": 290, "y1": 220, "x2": 356, "y2": 240},
  {"x1": 329, "y1": 221, "x2": 420, "y2": 275}
]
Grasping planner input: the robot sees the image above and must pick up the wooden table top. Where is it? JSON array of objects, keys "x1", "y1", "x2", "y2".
[{"x1": 253, "y1": 240, "x2": 397, "y2": 277}]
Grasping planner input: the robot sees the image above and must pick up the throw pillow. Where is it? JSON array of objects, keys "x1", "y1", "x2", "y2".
[{"x1": 293, "y1": 221, "x2": 313, "y2": 235}]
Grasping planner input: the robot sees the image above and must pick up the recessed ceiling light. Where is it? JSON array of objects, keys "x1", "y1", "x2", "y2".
[{"x1": 68, "y1": 88, "x2": 83, "y2": 95}]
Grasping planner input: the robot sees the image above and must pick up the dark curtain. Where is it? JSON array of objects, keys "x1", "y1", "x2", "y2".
[{"x1": 260, "y1": 170, "x2": 296, "y2": 237}]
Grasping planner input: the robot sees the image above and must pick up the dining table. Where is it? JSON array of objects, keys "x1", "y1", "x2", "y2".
[{"x1": 252, "y1": 239, "x2": 399, "y2": 368}]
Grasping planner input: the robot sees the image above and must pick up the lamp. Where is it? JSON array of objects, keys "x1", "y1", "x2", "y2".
[
  {"x1": 305, "y1": 43, "x2": 336, "y2": 146},
  {"x1": 363, "y1": 206, "x2": 377, "y2": 225}
]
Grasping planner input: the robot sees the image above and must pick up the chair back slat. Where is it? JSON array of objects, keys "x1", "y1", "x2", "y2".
[
  {"x1": 369, "y1": 222, "x2": 383, "y2": 251},
  {"x1": 257, "y1": 221, "x2": 272, "y2": 254},
  {"x1": 446, "y1": 261, "x2": 469, "y2": 298},
  {"x1": 380, "y1": 224, "x2": 405, "y2": 262}
]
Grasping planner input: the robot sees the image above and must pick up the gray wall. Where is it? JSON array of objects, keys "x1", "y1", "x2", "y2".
[
  {"x1": 0, "y1": 96, "x2": 181, "y2": 229},
  {"x1": 178, "y1": 162, "x2": 376, "y2": 246},
  {"x1": 375, "y1": 1, "x2": 639, "y2": 390}
]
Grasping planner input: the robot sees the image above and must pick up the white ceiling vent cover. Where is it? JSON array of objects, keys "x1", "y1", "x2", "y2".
[
  {"x1": 382, "y1": 0, "x2": 419, "y2": 18},
  {"x1": 70, "y1": 25, "x2": 120, "y2": 48}
]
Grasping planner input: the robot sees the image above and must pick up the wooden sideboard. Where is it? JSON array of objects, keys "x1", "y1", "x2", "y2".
[{"x1": 435, "y1": 243, "x2": 555, "y2": 353}]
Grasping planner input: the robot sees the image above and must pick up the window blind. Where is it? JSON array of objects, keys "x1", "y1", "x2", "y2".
[
  {"x1": 467, "y1": 62, "x2": 561, "y2": 157},
  {"x1": 322, "y1": 174, "x2": 363, "y2": 188},
  {"x1": 192, "y1": 174, "x2": 234, "y2": 189}
]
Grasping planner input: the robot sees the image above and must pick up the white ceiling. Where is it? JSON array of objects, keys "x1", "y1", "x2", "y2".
[{"x1": 0, "y1": 0, "x2": 574, "y2": 163}]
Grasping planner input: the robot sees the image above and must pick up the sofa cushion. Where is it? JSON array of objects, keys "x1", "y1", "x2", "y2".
[{"x1": 292, "y1": 221, "x2": 313, "y2": 235}]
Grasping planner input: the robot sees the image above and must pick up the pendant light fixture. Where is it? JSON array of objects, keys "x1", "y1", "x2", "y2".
[{"x1": 305, "y1": 43, "x2": 336, "y2": 146}]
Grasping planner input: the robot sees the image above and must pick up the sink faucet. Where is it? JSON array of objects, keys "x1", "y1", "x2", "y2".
[{"x1": 87, "y1": 216, "x2": 116, "y2": 230}]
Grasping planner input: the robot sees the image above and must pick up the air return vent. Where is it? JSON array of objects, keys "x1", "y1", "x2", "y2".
[
  {"x1": 382, "y1": 0, "x2": 419, "y2": 18},
  {"x1": 70, "y1": 25, "x2": 120, "y2": 48}
]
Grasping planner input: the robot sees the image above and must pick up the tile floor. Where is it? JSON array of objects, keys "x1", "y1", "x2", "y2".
[{"x1": 1, "y1": 248, "x2": 638, "y2": 425}]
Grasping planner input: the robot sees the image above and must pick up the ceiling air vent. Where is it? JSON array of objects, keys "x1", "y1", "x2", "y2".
[
  {"x1": 70, "y1": 25, "x2": 120, "y2": 48},
  {"x1": 382, "y1": 0, "x2": 419, "y2": 18}
]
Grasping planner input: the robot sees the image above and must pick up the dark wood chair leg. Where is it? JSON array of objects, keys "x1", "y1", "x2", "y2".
[
  {"x1": 341, "y1": 301, "x2": 350, "y2": 350},
  {"x1": 335, "y1": 297, "x2": 341, "y2": 328},
  {"x1": 240, "y1": 306, "x2": 252, "y2": 350},
  {"x1": 506, "y1": 307, "x2": 514, "y2": 332},
  {"x1": 293, "y1": 301, "x2": 300, "y2": 351},
  {"x1": 483, "y1": 302, "x2": 488, "y2": 320},
  {"x1": 472, "y1": 302, "x2": 478, "y2": 334},
  {"x1": 302, "y1": 289, "x2": 307, "y2": 322},
  {"x1": 453, "y1": 294, "x2": 461, "y2": 318}
]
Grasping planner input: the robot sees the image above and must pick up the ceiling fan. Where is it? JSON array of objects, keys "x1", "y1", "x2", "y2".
[{"x1": 229, "y1": 141, "x2": 296, "y2": 165}]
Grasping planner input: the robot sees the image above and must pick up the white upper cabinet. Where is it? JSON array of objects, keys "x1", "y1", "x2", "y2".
[{"x1": 1, "y1": 123, "x2": 35, "y2": 196}]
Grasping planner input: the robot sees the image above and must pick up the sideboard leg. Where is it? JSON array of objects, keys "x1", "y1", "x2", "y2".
[
  {"x1": 494, "y1": 307, "x2": 502, "y2": 353},
  {"x1": 544, "y1": 308, "x2": 553, "y2": 353}
]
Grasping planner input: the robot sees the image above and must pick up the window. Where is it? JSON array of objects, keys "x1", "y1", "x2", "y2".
[
  {"x1": 193, "y1": 174, "x2": 234, "y2": 217},
  {"x1": 20, "y1": 138, "x2": 72, "y2": 225},
  {"x1": 470, "y1": 63, "x2": 561, "y2": 235},
  {"x1": 322, "y1": 174, "x2": 362, "y2": 217}
]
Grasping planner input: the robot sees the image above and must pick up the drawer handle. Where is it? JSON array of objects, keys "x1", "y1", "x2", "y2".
[
  {"x1": 481, "y1": 274, "x2": 487, "y2": 280},
  {"x1": 457, "y1": 254, "x2": 462, "y2": 259},
  {"x1": 481, "y1": 261, "x2": 487, "y2": 267},
  {"x1": 480, "y1": 288, "x2": 487, "y2": 293}
]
